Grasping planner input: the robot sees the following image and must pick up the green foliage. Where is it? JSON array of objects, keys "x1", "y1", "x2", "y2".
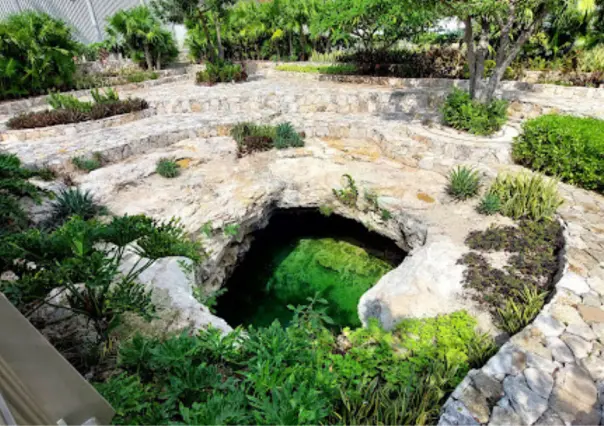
[
  {"x1": 50, "y1": 188, "x2": 105, "y2": 226},
  {"x1": 496, "y1": 286, "x2": 548, "y2": 334},
  {"x1": 201, "y1": 220, "x2": 214, "y2": 237},
  {"x1": 72, "y1": 152, "x2": 104, "y2": 172},
  {"x1": 274, "y1": 122, "x2": 304, "y2": 149},
  {"x1": 192, "y1": 286, "x2": 227, "y2": 313},
  {"x1": 275, "y1": 64, "x2": 358, "y2": 74},
  {"x1": 155, "y1": 158, "x2": 181, "y2": 178},
  {"x1": 447, "y1": 166, "x2": 481, "y2": 200},
  {"x1": 196, "y1": 61, "x2": 247, "y2": 85},
  {"x1": 47, "y1": 93, "x2": 93, "y2": 112},
  {"x1": 488, "y1": 172, "x2": 563, "y2": 221},
  {"x1": 98, "y1": 302, "x2": 493, "y2": 426},
  {"x1": 477, "y1": 192, "x2": 501, "y2": 215},
  {"x1": 223, "y1": 223, "x2": 240, "y2": 237},
  {"x1": 0, "y1": 11, "x2": 78, "y2": 100},
  {"x1": 380, "y1": 208, "x2": 392, "y2": 221},
  {"x1": 442, "y1": 88, "x2": 509, "y2": 135},
  {"x1": 105, "y1": 5, "x2": 178, "y2": 70},
  {"x1": 460, "y1": 220, "x2": 563, "y2": 316},
  {"x1": 513, "y1": 114, "x2": 604, "y2": 193},
  {"x1": 91, "y1": 87, "x2": 120, "y2": 104},
  {"x1": 125, "y1": 70, "x2": 160, "y2": 83},
  {"x1": 231, "y1": 122, "x2": 304, "y2": 156},
  {"x1": 333, "y1": 174, "x2": 359, "y2": 207},
  {"x1": 135, "y1": 217, "x2": 204, "y2": 262},
  {"x1": 319, "y1": 205, "x2": 334, "y2": 217}
]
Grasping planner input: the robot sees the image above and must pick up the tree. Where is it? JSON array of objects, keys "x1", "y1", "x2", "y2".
[
  {"x1": 312, "y1": 0, "x2": 437, "y2": 51},
  {"x1": 441, "y1": 0, "x2": 592, "y2": 102}
]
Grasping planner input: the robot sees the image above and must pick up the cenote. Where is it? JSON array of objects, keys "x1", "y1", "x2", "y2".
[{"x1": 216, "y1": 208, "x2": 406, "y2": 329}]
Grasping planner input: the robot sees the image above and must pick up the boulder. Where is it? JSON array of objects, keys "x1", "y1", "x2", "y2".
[{"x1": 358, "y1": 239, "x2": 467, "y2": 329}]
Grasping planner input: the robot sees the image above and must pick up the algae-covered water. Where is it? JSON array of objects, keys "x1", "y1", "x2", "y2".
[{"x1": 216, "y1": 209, "x2": 405, "y2": 328}]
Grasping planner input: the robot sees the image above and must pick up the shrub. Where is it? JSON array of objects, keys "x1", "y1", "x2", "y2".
[
  {"x1": 442, "y1": 88, "x2": 509, "y2": 135},
  {"x1": 496, "y1": 286, "x2": 548, "y2": 334},
  {"x1": 447, "y1": 166, "x2": 481, "y2": 200},
  {"x1": 97, "y1": 302, "x2": 494, "y2": 426},
  {"x1": 155, "y1": 158, "x2": 180, "y2": 178},
  {"x1": 125, "y1": 70, "x2": 159, "y2": 83},
  {"x1": 333, "y1": 174, "x2": 359, "y2": 207},
  {"x1": 477, "y1": 192, "x2": 501, "y2": 215},
  {"x1": 488, "y1": 172, "x2": 563, "y2": 221},
  {"x1": 230, "y1": 122, "x2": 304, "y2": 156},
  {"x1": 50, "y1": 188, "x2": 105, "y2": 225},
  {"x1": 274, "y1": 122, "x2": 304, "y2": 149},
  {"x1": 275, "y1": 64, "x2": 358, "y2": 75},
  {"x1": 0, "y1": 11, "x2": 79, "y2": 100},
  {"x1": 91, "y1": 87, "x2": 119, "y2": 104},
  {"x1": 72, "y1": 153, "x2": 103, "y2": 172},
  {"x1": 196, "y1": 61, "x2": 247, "y2": 85},
  {"x1": 47, "y1": 93, "x2": 92, "y2": 112},
  {"x1": 7, "y1": 98, "x2": 148, "y2": 130},
  {"x1": 512, "y1": 115, "x2": 604, "y2": 193}
]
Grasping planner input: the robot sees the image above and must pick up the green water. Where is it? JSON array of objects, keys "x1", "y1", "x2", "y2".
[{"x1": 218, "y1": 236, "x2": 394, "y2": 328}]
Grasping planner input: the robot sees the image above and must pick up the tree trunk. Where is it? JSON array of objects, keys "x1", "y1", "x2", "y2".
[
  {"x1": 299, "y1": 22, "x2": 306, "y2": 60},
  {"x1": 463, "y1": 16, "x2": 478, "y2": 99},
  {"x1": 199, "y1": 13, "x2": 216, "y2": 62},
  {"x1": 215, "y1": 17, "x2": 224, "y2": 60},
  {"x1": 288, "y1": 31, "x2": 294, "y2": 58},
  {"x1": 143, "y1": 43, "x2": 153, "y2": 70}
]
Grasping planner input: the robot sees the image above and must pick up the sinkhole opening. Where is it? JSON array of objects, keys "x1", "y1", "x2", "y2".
[{"x1": 216, "y1": 208, "x2": 406, "y2": 329}]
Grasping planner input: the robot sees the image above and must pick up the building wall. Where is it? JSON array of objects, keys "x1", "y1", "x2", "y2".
[{"x1": 0, "y1": 0, "x2": 146, "y2": 44}]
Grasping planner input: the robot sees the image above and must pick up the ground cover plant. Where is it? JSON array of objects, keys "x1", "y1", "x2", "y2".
[
  {"x1": 447, "y1": 166, "x2": 481, "y2": 200},
  {"x1": 97, "y1": 300, "x2": 496, "y2": 425},
  {"x1": 513, "y1": 114, "x2": 604, "y2": 194},
  {"x1": 72, "y1": 153, "x2": 104, "y2": 172},
  {"x1": 231, "y1": 122, "x2": 304, "y2": 156},
  {"x1": 488, "y1": 172, "x2": 563, "y2": 221},
  {"x1": 459, "y1": 220, "x2": 563, "y2": 333},
  {"x1": 275, "y1": 64, "x2": 358, "y2": 75},
  {"x1": 196, "y1": 61, "x2": 248, "y2": 85},
  {"x1": 7, "y1": 89, "x2": 148, "y2": 130},
  {"x1": 442, "y1": 88, "x2": 509, "y2": 136},
  {"x1": 156, "y1": 158, "x2": 181, "y2": 178}
]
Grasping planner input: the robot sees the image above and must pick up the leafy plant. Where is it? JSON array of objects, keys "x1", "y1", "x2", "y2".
[
  {"x1": 193, "y1": 286, "x2": 227, "y2": 313},
  {"x1": 91, "y1": 88, "x2": 120, "y2": 104},
  {"x1": 230, "y1": 122, "x2": 304, "y2": 156},
  {"x1": 196, "y1": 61, "x2": 247, "y2": 85},
  {"x1": 513, "y1": 114, "x2": 604, "y2": 193},
  {"x1": 0, "y1": 11, "x2": 79, "y2": 100},
  {"x1": 50, "y1": 188, "x2": 105, "y2": 226},
  {"x1": 447, "y1": 166, "x2": 481, "y2": 200},
  {"x1": 223, "y1": 223, "x2": 240, "y2": 237},
  {"x1": 319, "y1": 205, "x2": 334, "y2": 217},
  {"x1": 135, "y1": 217, "x2": 204, "y2": 263},
  {"x1": 333, "y1": 174, "x2": 359, "y2": 207},
  {"x1": 477, "y1": 192, "x2": 501, "y2": 215},
  {"x1": 380, "y1": 208, "x2": 392, "y2": 221},
  {"x1": 72, "y1": 152, "x2": 104, "y2": 172},
  {"x1": 201, "y1": 220, "x2": 214, "y2": 237},
  {"x1": 274, "y1": 122, "x2": 304, "y2": 149},
  {"x1": 442, "y1": 88, "x2": 509, "y2": 136},
  {"x1": 275, "y1": 64, "x2": 358, "y2": 74},
  {"x1": 496, "y1": 286, "x2": 548, "y2": 334},
  {"x1": 47, "y1": 93, "x2": 92, "y2": 112},
  {"x1": 488, "y1": 172, "x2": 563, "y2": 221},
  {"x1": 155, "y1": 158, "x2": 181, "y2": 178}
]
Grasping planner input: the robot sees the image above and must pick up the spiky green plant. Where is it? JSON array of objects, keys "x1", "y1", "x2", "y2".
[
  {"x1": 477, "y1": 192, "x2": 501, "y2": 215},
  {"x1": 274, "y1": 122, "x2": 304, "y2": 149},
  {"x1": 50, "y1": 188, "x2": 104, "y2": 225},
  {"x1": 333, "y1": 174, "x2": 359, "y2": 207},
  {"x1": 496, "y1": 286, "x2": 548, "y2": 334},
  {"x1": 488, "y1": 172, "x2": 563, "y2": 221},
  {"x1": 91, "y1": 88, "x2": 119, "y2": 104},
  {"x1": 447, "y1": 166, "x2": 481, "y2": 200},
  {"x1": 72, "y1": 152, "x2": 103, "y2": 172},
  {"x1": 156, "y1": 158, "x2": 181, "y2": 178}
]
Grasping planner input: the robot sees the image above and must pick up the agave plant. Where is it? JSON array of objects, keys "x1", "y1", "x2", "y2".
[
  {"x1": 447, "y1": 166, "x2": 481, "y2": 200},
  {"x1": 50, "y1": 188, "x2": 105, "y2": 225},
  {"x1": 477, "y1": 192, "x2": 501, "y2": 215}
]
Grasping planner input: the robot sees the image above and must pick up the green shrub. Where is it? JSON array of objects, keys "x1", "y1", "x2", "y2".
[
  {"x1": 477, "y1": 192, "x2": 501, "y2": 215},
  {"x1": 333, "y1": 174, "x2": 359, "y2": 207},
  {"x1": 50, "y1": 188, "x2": 105, "y2": 225},
  {"x1": 125, "y1": 70, "x2": 159, "y2": 83},
  {"x1": 496, "y1": 286, "x2": 548, "y2": 334},
  {"x1": 97, "y1": 302, "x2": 494, "y2": 426},
  {"x1": 223, "y1": 223, "x2": 240, "y2": 237},
  {"x1": 275, "y1": 64, "x2": 358, "y2": 75},
  {"x1": 196, "y1": 61, "x2": 247, "y2": 85},
  {"x1": 91, "y1": 88, "x2": 119, "y2": 104},
  {"x1": 231, "y1": 122, "x2": 304, "y2": 156},
  {"x1": 0, "y1": 11, "x2": 79, "y2": 100},
  {"x1": 155, "y1": 158, "x2": 180, "y2": 178},
  {"x1": 442, "y1": 88, "x2": 509, "y2": 135},
  {"x1": 72, "y1": 153, "x2": 103, "y2": 172},
  {"x1": 447, "y1": 166, "x2": 481, "y2": 200},
  {"x1": 512, "y1": 114, "x2": 604, "y2": 193},
  {"x1": 488, "y1": 172, "x2": 563, "y2": 221},
  {"x1": 274, "y1": 122, "x2": 304, "y2": 149},
  {"x1": 47, "y1": 93, "x2": 93, "y2": 112}
]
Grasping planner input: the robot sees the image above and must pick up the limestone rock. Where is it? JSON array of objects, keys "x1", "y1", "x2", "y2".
[
  {"x1": 578, "y1": 304, "x2": 604, "y2": 324},
  {"x1": 550, "y1": 365, "x2": 598, "y2": 425},
  {"x1": 438, "y1": 400, "x2": 480, "y2": 426},
  {"x1": 532, "y1": 314, "x2": 565, "y2": 338},
  {"x1": 534, "y1": 409, "x2": 565, "y2": 426},
  {"x1": 566, "y1": 322, "x2": 597, "y2": 340},
  {"x1": 471, "y1": 370, "x2": 504, "y2": 401},
  {"x1": 560, "y1": 333, "x2": 592, "y2": 359},
  {"x1": 503, "y1": 375, "x2": 548, "y2": 425},
  {"x1": 557, "y1": 272, "x2": 590, "y2": 295},
  {"x1": 524, "y1": 367, "x2": 554, "y2": 400},
  {"x1": 488, "y1": 406, "x2": 523, "y2": 426},
  {"x1": 482, "y1": 344, "x2": 527, "y2": 380},
  {"x1": 546, "y1": 337, "x2": 575, "y2": 364},
  {"x1": 358, "y1": 239, "x2": 467, "y2": 329},
  {"x1": 526, "y1": 353, "x2": 559, "y2": 375},
  {"x1": 581, "y1": 355, "x2": 604, "y2": 381}
]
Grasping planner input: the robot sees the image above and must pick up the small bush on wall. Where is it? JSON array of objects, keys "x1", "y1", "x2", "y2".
[
  {"x1": 442, "y1": 88, "x2": 509, "y2": 136},
  {"x1": 513, "y1": 114, "x2": 604, "y2": 194},
  {"x1": 196, "y1": 61, "x2": 248, "y2": 85},
  {"x1": 231, "y1": 122, "x2": 304, "y2": 156}
]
